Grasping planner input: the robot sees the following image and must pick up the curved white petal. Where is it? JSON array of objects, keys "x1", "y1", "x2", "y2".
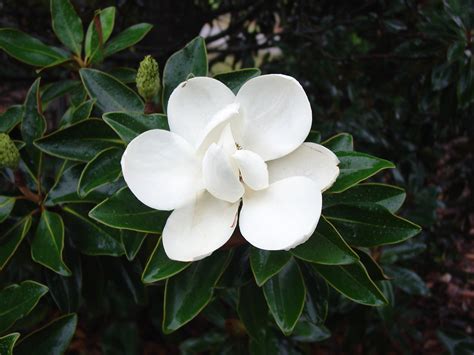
[
  {"x1": 232, "y1": 150, "x2": 268, "y2": 190},
  {"x1": 267, "y1": 143, "x2": 339, "y2": 191},
  {"x1": 121, "y1": 129, "x2": 202, "y2": 211},
  {"x1": 202, "y1": 143, "x2": 244, "y2": 203},
  {"x1": 168, "y1": 77, "x2": 236, "y2": 146},
  {"x1": 162, "y1": 192, "x2": 239, "y2": 261},
  {"x1": 235, "y1": 74, "x2": 312, "y2": 161},
  {"x1": 239, "y1": 176, "x2": 322, "y2": 250}
]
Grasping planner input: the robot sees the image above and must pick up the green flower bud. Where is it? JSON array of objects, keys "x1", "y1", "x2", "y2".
[
  {"x1": 0, "y1": 133, "x2": 20, "y2": 169},
  {"x1": 136, "y1": 55, "x2": 160, "y2": 101}
]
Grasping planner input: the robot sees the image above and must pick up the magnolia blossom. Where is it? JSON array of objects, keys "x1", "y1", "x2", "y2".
[{"x1": 121, "y1": 74, "x2": 340, "y2": 261}]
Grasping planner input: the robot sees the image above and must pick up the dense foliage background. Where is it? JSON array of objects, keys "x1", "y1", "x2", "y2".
[{"x1": 0, "y1": 0, "x2": 473, "y2": 353}]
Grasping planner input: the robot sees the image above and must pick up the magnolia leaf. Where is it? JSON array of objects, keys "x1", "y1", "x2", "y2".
[
  {"x1": 0, "y1": 280, "x2": 48, "y2": 333},
  {"x1": 41, "y1": 80, "x2": 80, "y2": 105},
  {"x1": 121, "y1": 230, "x2": 147, "y2": 261},
  {"x1": 0, "y1": 105, "x2": 23, "y2": 133},
  {"x1": 292, "y1": 321, "x2": 331, "y2": 342},
  {"x1": 104, "y1": 23, "x2": 153, "y2": 57},
  {"x1": 103, "y1": 112, "x2": 169, "y2": 143},
  {"x1": 0, "y1": 196, "x2": 15, "y2": 223},
  {"x1": 60, "y1": 99, "x2": 95, "y2": 127},
  {"x1": 237, "y1": 281, "x2": 268, "y2": 341},
  {"x1": 142, "y1": 237, "x2": 189, "y2": 283},
  {"x1": 162, "y1": 36, "x2": 207, "y2": 112},
  {"x1": 214, "y1": 68, "x2": 261, "y2": 94},
  {"x1": 0, "y1": 217, "x2": 32, "y2": 271},
  {"x1": 50, "y1": 0, "x2": 83, "y2": 56},
  {"x1": 85, "y1": 6, "x2": 116, "y2": 63},
  {"x1": 0, "y1": 333, "x2": 20, "y2": 355},
  {"x1": 322, "y1": 133, "x2": 354, "y2": 152},
  {"x1": 249, "y1": 248, "x2": 291, "y2": 286}
]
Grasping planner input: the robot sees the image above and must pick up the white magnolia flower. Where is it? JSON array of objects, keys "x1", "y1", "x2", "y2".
[{"x1": 121, "y1": 74, "x2": 340, "y2": 262}]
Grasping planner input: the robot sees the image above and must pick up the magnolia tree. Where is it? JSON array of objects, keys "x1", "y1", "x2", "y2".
[{"x1": 0, "y1": 0, "x2": 421, "y2": 353}]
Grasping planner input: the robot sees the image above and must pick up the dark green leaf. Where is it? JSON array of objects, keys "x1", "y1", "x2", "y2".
[
  {"x1": 214, "y1": 68, "x2": 261, "y2": 94},
  {"x1": 104, "y1": 23, "x2": 153, "y2": 57},
  {"x1": 22, "y1": 78, "x2": 46, "y2": 173},
  {"x1": 15, "y1": 313, "x2": 77, "y2": 355},
  {"x1": 237, "y1": 281, "x2": 268, "y2": 340},
  {"x1": 0, "y1": 105, "x2": 23, "y2": 133},
  {"x1": 162, "y1": 251, "x2": 230, "y2": 333},
  {"x1": 356, "y1": 249, "x2": 389, "y2": 280},
  {"x1": 249, "y1": 248, "x2": 291, "y2": 286},
  {"x1": 292, "y1": 321, "x2": 331, "y2": 342},
  {"x1": 60, "y1": 99, "x2": 95, "y2": 127},
  {"x1": 0, "y1": 333, "x2": 19, "y2": 355},
  {"x1": 50, "y1": 0, "x2": 83, "y2": 55},
  {"x1": 376, "y1": 280, "x2": 395, "y2": 322},
  {"x1": 303, "y1": 271, "x2": 328, "y2": 324},
  {"x1": 0, "y1": 216, "x2": 32, "y2": 271},
  {"x1": 108, "y1": 67, "x2": 137, "y2": 84},
  {"x1": 89, "y1": 187, "x2": 169, "y2": 234},
  {"x1": 103, "y1": 112, "x2": 169, "y2": 143},
  {"x1": 249, "y1": 330, "x2": 280, "y2": 355},
  {"x1": 313, "y1": 262, "x2": 387, "y2": 306},
  {"x1": 162, "y1": 36, "x2": 207, "y2": 112},
  {"x1": 447, "y1": 41, "x2": 466, "y2": 62},
  {"x1": 85, "y1": 6, "x2": 116, "y2": 63},
  {"x1": 263, "y1": 259, "x2": 306, "y2": 335},
  {"x1": 101, "y1": 322, "x2": 139, "y2": 355},
  {"x1": 291, "y1": 216, "x2": 359, "y2": 265},
  {"x1": 78, "y1": 147, "x2": 123, "y2": 197},
  {"x1": 35, "y1": 118, "x2": 123, "y2": 162},
  {"x1": 379, "y1": 241, "x2": 427, "y2": 264},
  {"x1": 0, "y1": 196, "x2": 15, "y2": 223},
  {"x1": 306, "y1": 130, "x2": 321, "y2": 143},
  {"x1": 79, "y1": 68, "x2": 144, "y2": 113},
  {"x1": 41, "y1": 80, "x2": 80, "y2": 105},
  {"x1": 107, "y1": 258, "x2": 146, "y2": 304},
  {"x1": 121, "y1": 230, "x2": 147, "y2": 261},
  {"x1": 324, "y1": 183, "x2": 406, "y2": 213},
  {"x1": 31, "y1": 210, "x2": 71, "y2": 276},
  {"x1": 0, "y1": 280, "x2": 48, "y2": 333},
  {"x1": 432, "y1": 63, "x2": 454, "y2": 91},
  {"x1": 324, "y1": 204, "x2": 421, "y2": 247},
  {"x1": 0, "y1": 29, "x2": 69, "y2": 67},
  {"x1": 322, "y1": 133, "x2": 354, "y2": 152},
  {"x1": 385, "y1": 265, "x2": 429, "y2": 296},
  {"x1": 142, "y1": 237, "x2": 189, "y2": 283},
  {"x1": 329, "y1": 151, "x2": 395, "y2": 193},
  {"x1": 62, "y1": 205, "x2": 124, "y2": 256},
  {"x1": 45, "y1": 163, "x2": 124, "y2": 206}
]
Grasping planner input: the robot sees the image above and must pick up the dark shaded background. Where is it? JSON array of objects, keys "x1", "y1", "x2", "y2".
[{"x1": 1, "y1": 0, "x2": 473, "y2": 353}]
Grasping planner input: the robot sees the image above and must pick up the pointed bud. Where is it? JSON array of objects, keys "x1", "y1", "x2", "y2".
[
  {"x1": 136, "y1": 55, "x2": 160, "y2": 102},
  {"x1": 0, "y1": 133, "x2": 20, "y2": 169}
]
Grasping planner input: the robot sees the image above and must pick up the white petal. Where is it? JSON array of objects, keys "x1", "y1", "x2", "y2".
[
  {"x1": 235, "y1": 74, "x2": 312, "y2": 161},
  {"x1": 162, "y1": 192, "x2": 239, "y2": 261},
  {"x1": 121, "y1": 129, "x2": 202, "y2": 211},
  {"x1": 239, "y1": 176, "x2": 322, "y2": 250},
  {"x1": 232, "y1": 150, "x2": 268, "y2": 190},
  {"x1": 168, "y1": 77, "x2": 236, "y2": 146},
  {"x1": 267, "y1": 143, "x2": 340, "y2": 191},
  {"x1": 202, "y1": 143, "x2": 244, "y2": 203}
]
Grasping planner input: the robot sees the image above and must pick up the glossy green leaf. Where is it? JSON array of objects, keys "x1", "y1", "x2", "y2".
[
  {"x1": 302, "y1": 271, "x2": 329, "y2": 325},
  {"x1": 121, "y1": 230, "x2": 147, "y2": 261},
  {"x1": 379, "y1": 241, "x2": 427, "y2": 264},
  {"x1": 22, "y1": 78, "x2": 46, "y2": 173},
  {"x1": 322, "y1": 133, "x2": 354, "y2": 152},
  {"x1": 0, "y1": 333, "x2": 19, "y2": 355},
  {"x1": 249, "y1": 248, "x2": 291, "y2": 286},
  {"x1": 108, "y1": 258, "x2": 145, "y2": 304},
  {"x1": 62, "y1": 205, "x2": 124, "y2": 256},
  {"x1": 0, "y1": 105, "x2": 23, "y2": 133},
  {"x1": 89, "y1": 187, "x2": 169, "y2": 233},
  {"x1": 306, "y1": 130, "x2": 321, "y2": 143},
  {"x1": 237, "y1": 281, "x2": 268, "y2": 340},
  {"x1": 249, "y1": 330, "x2": 280, "y2": 355},
  {"x1": 85, "y1": 6, "x2": 116, "y2": 63},
  {"x1": 45, "y1": 163, "x2": 123, "y2": 206},
  {"x1": 0, "y1": 280, "x2": 48, "y2": 333},
  {"x1": 291, "y1": 216, "x2": 359, "y2": 265},
  {"x1": 324, "y1": 204, "x2": 421, "y2": 247},
  {"x1": 15, "y1": 313, "x2": 77, "y2": 355},
  {"x1": 101, "y1": 322, "x2": 139, "y2": 355},
  {"x1": 292, "y1": 321, "x2": 331, "y2": 342},
  {"x1": 104, "y1": 23, "x2": 153, "y2": 57},
  {"x1": 31, "y1": 210, "x2": 71, "y2": 276},
  {"x1": 60, "y1": 99, "x2": 95, "y2": 127},
  {"x1": 214, "y1": 68, "x2": 261, "y2": 94},
  {"x1": 324, "y1": 183, "x2": 406, "y2": 213},
  {"x1": 0, "y1": 216, "x2": 32, "y2": 271},
  {"x1": 313, "y1": 262, "x2": 387, "y2": 306},
  {"x1": 103, "y1": 112, "x2": 169, "y2": 143},
  {"x1": 0, "y1": 196, "x2": 15, "y2": 223},
  {"x1": 50, "y1": 0, "x2": 83, "y2": 55},
  {"x1": 263, "y1": 259, "x2": 306, "y2": 335},
  {"x1": 385, "y1": 265, "x2": 429, "y2": 296},
  {"x1": 79, "y1": 68, "x2": 144, "y2": 113},
  {"x1": 78, "y1": 147, "x2": 123, "y2": 197},
  {"x1": 41, "y1": 80, "x2": 80, "y2": 105},
  {"x1": 162, "y1": 36, "x2": 207, "y2": 113},
  {"x1": 108, "y1": 67, "x2": 137, "y2": 84},
  {"x1": 328, "y1": 151, "x2": 395, "y2": 193},
  {"x1": 142, "y1": 237, "x2": 189, "y2": 283},
  {"x1": 0, "y1": 28, "x2": 69, "y2": 67},
  {"x1": 163, "y1": 251, "x2": 230, "y2": 333},
  {"x1": 356, "y1": 249, "x2": 389, "y2": 280},
  {"x1": 35, "y1": 118, "x2": 123, "y2": 161}
]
